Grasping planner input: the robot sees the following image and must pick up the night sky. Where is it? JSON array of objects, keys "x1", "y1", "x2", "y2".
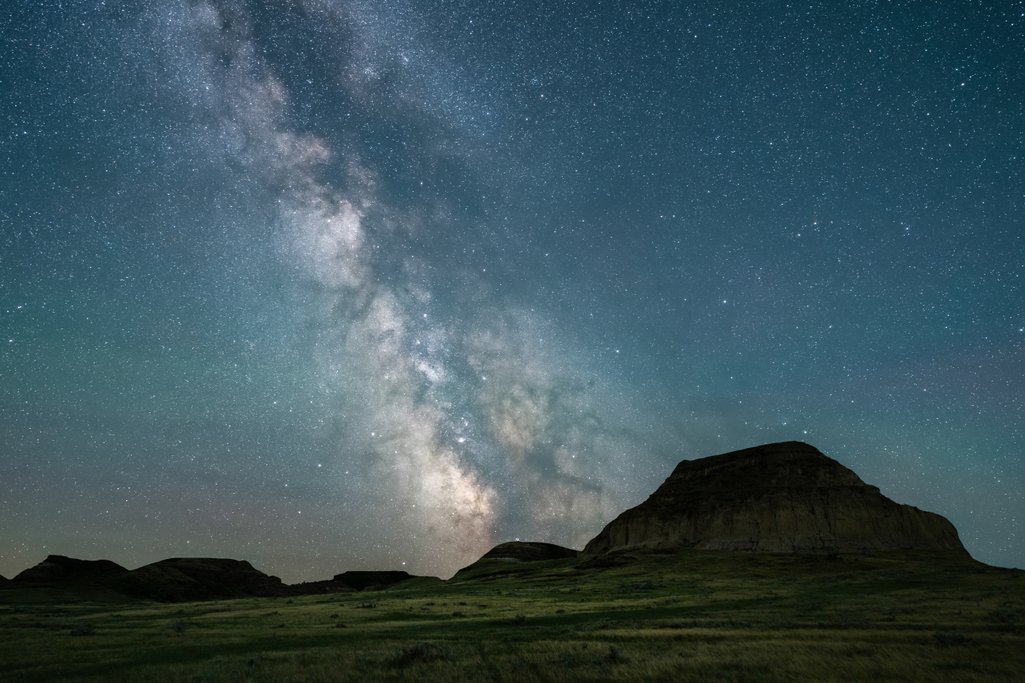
[{"x1": 2, "y1": 1, "x2": 1022, "y2": 582}]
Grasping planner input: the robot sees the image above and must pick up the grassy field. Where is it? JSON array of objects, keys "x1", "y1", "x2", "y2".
[{"x1": 1, "y1": 552, "x2": 1023, "y2": 682}]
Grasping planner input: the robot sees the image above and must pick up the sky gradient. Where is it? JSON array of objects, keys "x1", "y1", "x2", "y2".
[{"x1": 2, "y1": 0, "x2": 1022, "y2": 582}]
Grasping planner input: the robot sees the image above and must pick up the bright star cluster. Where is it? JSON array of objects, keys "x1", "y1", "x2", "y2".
[{"x1": 1, "y1": 1, "x2": 1022, "y2": 581}]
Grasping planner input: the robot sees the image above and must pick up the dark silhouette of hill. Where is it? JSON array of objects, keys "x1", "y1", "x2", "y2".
[
  {"x1": 481, "y1": 541, "x2": 579, "y2": 562},
  {"x1": 290, "y1": 570, "x2": 416, "y2": 594},
  {"x1": 292, "y1": 571, "x2": 441, "y2": 595},
  {"x1": 331, "y1": 570, "x2": 413, "y2": 591},
  {"x1": 3, "y1": 556, "x2": 288, "y2": 601},
  {"x1": 3, "y1": 557, "x2": 431, "y2": 601},
  {"x1": 117, "y1": 558, "x2": 287, "y2": 601},
  {"x1": 12, "y1": 555, "x2": 129, "y2": 586},
  {"x1": 453, "y1": 541, "x2": 578, "y2": 580},
  {"x1": 584, "y1": 441, "x2": 967, "y2": 557},
  {"x1": 287, "y1": 578, "x2": 359, "y2": 594}
]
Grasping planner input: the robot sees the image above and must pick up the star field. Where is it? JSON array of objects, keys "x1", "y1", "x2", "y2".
[{"x1": 1, "y1": 1, "x2": 1022, "y2": 581}]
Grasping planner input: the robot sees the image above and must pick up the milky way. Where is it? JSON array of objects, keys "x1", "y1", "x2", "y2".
[{"x1": 1, "y1": 1, "x2": 1022, "y2": 580}]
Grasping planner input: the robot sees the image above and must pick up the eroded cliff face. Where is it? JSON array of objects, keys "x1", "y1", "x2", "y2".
[{"x1": 584, "y1": 442, "x2": 966, "y2": 556}]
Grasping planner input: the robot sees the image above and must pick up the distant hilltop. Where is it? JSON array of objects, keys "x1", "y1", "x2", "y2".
[
  {"x1": 3, "y1": 441, "x2": 971, "y2": 602},
  {"x1": 584, "y1": 441, "x2": 966, "y2": 556},
  {"x1": 6, "y1": 556, "x2": 428, "y2": 602}
]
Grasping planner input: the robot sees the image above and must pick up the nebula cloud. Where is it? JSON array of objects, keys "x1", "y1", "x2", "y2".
[
  {"x1": 153, "y1": 1, "x2": 501, "y2": 570},
  {"x1": 146, "y1": 0, "x2": 664, "y2": 575}
]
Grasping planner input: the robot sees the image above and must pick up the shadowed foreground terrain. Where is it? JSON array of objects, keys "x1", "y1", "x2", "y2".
[{"x1": 1, "y1": 552, "x2": 1023, "y2": 682}]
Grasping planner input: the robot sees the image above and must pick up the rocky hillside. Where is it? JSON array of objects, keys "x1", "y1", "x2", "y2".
[{"x1": 584, "y1": 441, "x2": 966, "y2": 556}]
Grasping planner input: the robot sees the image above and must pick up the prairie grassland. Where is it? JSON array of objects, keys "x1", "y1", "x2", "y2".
[{"x1": 1, "y1": 553, "x2": 1022, "y2": 682}]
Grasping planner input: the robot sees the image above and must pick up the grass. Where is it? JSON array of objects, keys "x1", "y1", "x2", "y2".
[{"x1": 0, "y1": 552, "x2": 1022, "y2": 681}]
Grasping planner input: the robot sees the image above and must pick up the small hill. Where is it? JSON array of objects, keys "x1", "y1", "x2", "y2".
[
  {"x1": 12, "y1": 555, "x2": 129, "y2": 586},
  {"x1": 119, "y1": 558, "x2": 286, "y2": 601},
  {"x1": 332, "y1": 570, "x2": 412, "y2": 590},
  {"x1": 481, "y1": 542, "x2": 579, "y2": 562},
  {"x1": 331, "y1": 570, "x2": 413, "y2": 591},
  {"x1": 453, "y1": 541, "x2": 578, "y2": 581},
  {"x1": 289, "y1": 570, "x2": 422, "y2": 594},
  {"x1": 289, "y1": 571, "x2": 436, "y2": 594},
  {"x1": 287, "y1": 578, "x2": 358, "y2": 595},
  {"x1": 2, "y1": 555, "x2": 431, "y2": 600},
  {"x1": 584, "y1": 441, "x2": 967, "y2": 557}
]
